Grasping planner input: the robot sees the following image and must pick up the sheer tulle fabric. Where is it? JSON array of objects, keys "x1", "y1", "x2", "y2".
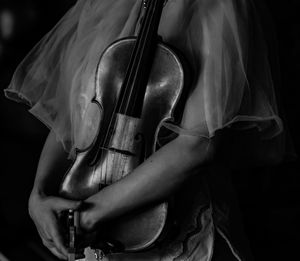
[{"x1": 4, "y1": 0, "x2": 283, "y2": 159}]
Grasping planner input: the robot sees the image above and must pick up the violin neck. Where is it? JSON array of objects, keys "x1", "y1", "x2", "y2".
[{"x1": 116, "y1": 0, "x2": 165, "y2": 117}]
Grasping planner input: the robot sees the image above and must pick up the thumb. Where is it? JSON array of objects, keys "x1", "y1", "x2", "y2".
[{"x1": 54, "y1": 198, "x2": 82, "y2": 211}]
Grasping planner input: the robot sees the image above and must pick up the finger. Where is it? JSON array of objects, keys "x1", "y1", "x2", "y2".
[
  {"x1": 42, "y1": 238, "x2": 56, "y2": 249},
  {"x1": 48, "y1": 245, "x2": 67, "y2": 260},
  {"x1": 49, "y1": 218, "x2": 69, "y2": 258},
  {"x1": 42, "y1": 238, "x2": 66, "y2": 260},
  {"x1": 31, "y1": 208, "x2": 65, "y2": 257},
  {"x1": 37, "y1": 225, "x2": 54, "y2": 247},
  {"x1": 79, "y1": 211, "x2": 97, "y2": 233},
  {"x1": 36, "y1": 221, "x2": 60, "y2": 252},
  {"x1": 35, "y1": 222, "x2": 50, "y2": 241},
  {"x1": 41, "y1": 212, "x2": 67, "y2": 258}
]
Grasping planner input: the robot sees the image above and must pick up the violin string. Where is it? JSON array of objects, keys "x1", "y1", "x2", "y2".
[
  {"x1": 118, "y1": 0, "x2": 161, "y2": 181},
  {"x1": 111, "y1": 0, "x2": 157, "y2": 182},
  {"x1": 100, "y1": 0, "x2": 155, "y2": 151},
  {"x1": 91, "y1": 0, "x2": 154, "y2": 181},
  {"x1": 90, "y1": 0, "x2": 154, "y2": 168},
  {"x1": 98, "y1": 0, "x2": 165, "y2": 187},
  {"x1": 126, "y1": 1, "x2": 167, "y2": 114},
  {"x1": 123, "y1": 0, "x2": 158, "y2": 116},
  {"x1": 116, "y1": 0, "x2": 157, "y2": 179},
  {"x1": 96, "y1": 1, "x2": 150, "y2": 147},
  {"x1": 118, "y1": 0, "x2": 156, "y2": 117}
]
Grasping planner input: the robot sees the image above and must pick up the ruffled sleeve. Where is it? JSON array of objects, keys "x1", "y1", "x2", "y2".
[
  {"x1": 4, "y1": 0, "x2": 285, "y2": 164},
  {"x1": 4, "y1": 0, "x2": 87, "y2": 152},
  {"x1": 155, "y1": 0, "x2": 285, "y2": 166},
  {"x1": 4, "y1": 0, "x2": 143, "y2": 155},
  {"x1": 160, "y1": 0, "x2": 283, "y2": 140}
]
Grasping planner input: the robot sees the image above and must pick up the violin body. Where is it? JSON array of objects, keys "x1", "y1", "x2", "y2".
[
  {"x1": 60, "y1": 0, "x2": 190, "y2": 253},
  {"x1": 60, "y1": 38, "x2": 185, "y2": 251}
]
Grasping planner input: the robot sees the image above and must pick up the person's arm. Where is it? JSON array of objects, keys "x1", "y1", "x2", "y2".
[
  {"x1": 80, "y1": 134, "x2": 216, "y2": 231},
  {"x1": 28, "y1": 130, "x2": 81, "y2": 260},
  {"x1": 30, "y1": 130, "x2": 71, "y2": 196}
]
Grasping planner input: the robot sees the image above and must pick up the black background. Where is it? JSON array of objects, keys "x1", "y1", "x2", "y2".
[{"x1": 0, "y1": 0, "x2": 299, "y2": 260}]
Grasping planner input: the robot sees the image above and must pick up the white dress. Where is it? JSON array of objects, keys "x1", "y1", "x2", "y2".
[{"x1": 4, "y1": 0, "x2": 284, "y2": 260}]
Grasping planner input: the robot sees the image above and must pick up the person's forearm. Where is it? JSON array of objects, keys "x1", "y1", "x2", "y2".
[
  {"x1": 28, "y1": 130, "x2": 81, "y2": 260},
  {"x1": 82, "y1": 135, "x2": 215, "y2": 229},
  {"x1": 31, "y1": 130, "x2": 71, "y2": 196}
]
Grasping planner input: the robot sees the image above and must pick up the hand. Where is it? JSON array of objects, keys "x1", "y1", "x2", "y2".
[
  {"x1": 28, "y1": 193, "x2": 81, "y2": 260},
  {"x1": 78, "y1": 192, "x2": 109, "y2": 233}
]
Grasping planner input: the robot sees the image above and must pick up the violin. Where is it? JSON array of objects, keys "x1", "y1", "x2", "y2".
[{"x1": 60, "y1": 0, "x2": 189, "y2": 257}]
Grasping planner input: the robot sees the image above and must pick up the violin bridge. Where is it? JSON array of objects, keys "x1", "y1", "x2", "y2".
[{"x1": 94, "y1": 113, "x2": 145, "y2": 184}]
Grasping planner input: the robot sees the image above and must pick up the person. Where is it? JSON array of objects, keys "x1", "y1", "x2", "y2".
[{"x1": 4, "y1": 0, "x2": 286, "y2": 260}]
